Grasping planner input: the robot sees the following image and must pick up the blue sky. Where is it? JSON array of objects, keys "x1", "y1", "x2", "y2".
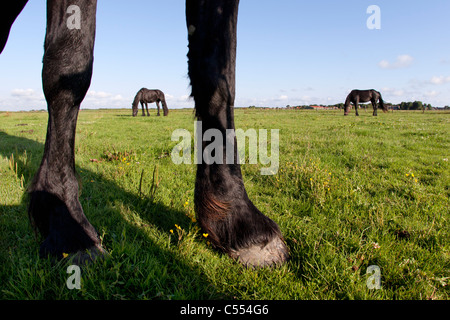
[{"x1": 1, "y1": 0, "x2": 450, "y2": 111}]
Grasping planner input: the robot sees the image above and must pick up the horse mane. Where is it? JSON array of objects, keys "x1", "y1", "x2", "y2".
[{"x1": 132, "y1": 88, "x2": 143, "y2": 111}]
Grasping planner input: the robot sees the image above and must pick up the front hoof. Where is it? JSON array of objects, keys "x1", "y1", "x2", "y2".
[
  {"x1": 66, "y1": 245, "x2": 108, "y2": 266},
  {"x1": 230, "y1": 236, "x2": 289, "y2": 268}
]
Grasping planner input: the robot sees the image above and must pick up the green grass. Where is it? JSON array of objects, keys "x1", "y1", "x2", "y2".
[{"x1": 0, "y1": 108, "x2": 449, "y2": 300}]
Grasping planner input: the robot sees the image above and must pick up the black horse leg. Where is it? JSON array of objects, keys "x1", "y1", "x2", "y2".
[
  {"x1": 145, "y1": 102, "x2": 150, "y2": 116},
  {"x1": 355, "y1": 98, "x2": 360, "y2": 116},
  {"x1": 372, "y1": 99, "x2": 378, "y2": 116},
  {"x1": 156, "y1": 101, "x2": 161, "y2": 116},
  {"x1": 140, "y1": 101, "x2": 145, "y2": 116},
  {"x1": 28, "y1": 0, "x2": 103, "y2": 262},
  {"x1": 186, "y1": 0, "x2": 288, "y2": 267}
]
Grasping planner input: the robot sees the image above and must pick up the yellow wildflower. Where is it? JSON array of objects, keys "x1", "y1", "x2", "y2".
[
  {"x1": 62, "y1": 253, "x2": 69, "y2": 259},
  {"x1": 203, "y1": 233, "x2": 209, "y2": 238}
]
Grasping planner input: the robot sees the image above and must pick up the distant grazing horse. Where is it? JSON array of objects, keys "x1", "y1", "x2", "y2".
[
  {"x1": 132, "y1": 88, "x2": 169, "y2": 117},
  {"x1": 344, "y1": 89, "x2": 387, "y2": 116},
  {"x1": 1, "y1": 0, "x2": 288, "y2": 267}
]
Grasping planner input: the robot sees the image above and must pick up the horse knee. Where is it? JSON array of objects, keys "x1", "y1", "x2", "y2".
[{"x1": 42, "y1": 2, "x2": 96, "y2": 107}]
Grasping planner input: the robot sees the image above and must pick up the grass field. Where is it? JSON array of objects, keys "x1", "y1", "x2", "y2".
[{"x1": 0, "y1": 108, "x2": 449, "y2": 300}]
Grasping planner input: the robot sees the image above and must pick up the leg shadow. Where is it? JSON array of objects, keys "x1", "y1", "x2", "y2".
[{"x1": 0, "y1": 130, "x2": 225, "y2": 299}]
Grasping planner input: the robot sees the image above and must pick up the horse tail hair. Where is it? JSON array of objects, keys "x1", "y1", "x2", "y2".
[
  {"x1": 158, "y1": 91, "x2": 169, "y2": 116},
  {"x1": 378, "y1": 91, "x2": 387, "y2": 112},
  {"x1": 162, "y1": 99, "x2": 169, "y2": 116}
]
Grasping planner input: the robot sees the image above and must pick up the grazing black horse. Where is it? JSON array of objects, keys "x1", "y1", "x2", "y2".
[
  {"x1": 1, "y1": 0, "x2": 288, "y2": 267},
  {"x1": 132, "y1": 88, "x2": 169, "y2": 117},
  {"x1": 344, "y1": 89, "x2": 387, "y2": 116}
]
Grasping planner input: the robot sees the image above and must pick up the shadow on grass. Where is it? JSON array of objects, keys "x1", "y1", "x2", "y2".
[{"x1": 0, "y1": 130, "x2": 225, "y2": 299}]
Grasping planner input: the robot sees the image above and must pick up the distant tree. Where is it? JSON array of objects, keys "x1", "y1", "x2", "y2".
[
  {"x1": 412, "y1": 101, "x2": 423, "y2": 111},
  {"x1": 399, "y1": 101, "x2": 428, "y2": 110},
  {"x1": 399, "y1": 102, "x2": 412, "y2": 110}
]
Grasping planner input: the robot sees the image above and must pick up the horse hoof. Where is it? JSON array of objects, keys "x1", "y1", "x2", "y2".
[
  {"x1": 229, "y1": 236, "x2": 289, "y2": 268},
  {"x1": 66, "y1": 245, "x2": 108, "y2": 266}
]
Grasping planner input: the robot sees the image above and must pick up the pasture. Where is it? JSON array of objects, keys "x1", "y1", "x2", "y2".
[{"x1": 0, "y1": 108, "x2": 449, "y2": 300}]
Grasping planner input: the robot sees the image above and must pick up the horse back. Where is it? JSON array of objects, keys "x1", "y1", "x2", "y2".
[{"x1": 349, "y1": 89, "x2": 379, "y2": 102}]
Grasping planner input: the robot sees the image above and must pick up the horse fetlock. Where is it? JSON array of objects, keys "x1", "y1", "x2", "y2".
[
  {"x1": 230, "y1": 234, "x2": 289, "y2": 268},
  {"x1": 65, "y1": 244, "x2": 107, "y2": 266},
  {"x1": 29, "y1": 190, "x2": 101, "y2": 261},
  {"x1": 195, "y1": 189, "x2": 289, "y2": 267}
]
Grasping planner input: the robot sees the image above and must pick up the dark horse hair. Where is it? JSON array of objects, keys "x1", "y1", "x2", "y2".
[
  {"x1": 132, "y1": 88, "x2": 169, "y2": 117},
  {"x1": 1, "y1": 0, "x2": 288, "y2": 268},
  {"x1": 344, "y1": 89, "x2": 388, "y2": 116}
]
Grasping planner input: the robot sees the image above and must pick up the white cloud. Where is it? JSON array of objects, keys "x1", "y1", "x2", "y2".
[
  {"x1": 87, "y1": 91, "x2": 106, "y2": 98},
  {"x1": 11, "y1": 88, "x2": 37, "y2": 97},
  {"x1": 176, "y1": 95, "x2": 191, "y2": 103},
  {"x1": 4, "y1": 89, "x2": 47, "y2": 110},
  {"x1": 381, "y1": 87, "x2": 405, "y2": 97},
  {"x1": 2, "y1": 88, "x2": 46, "y2": 111},
  {"x1": 424, "y1": 90, "x2": 439, "y2": 97},
  {"x1": 429, "y1": 76, "x2": 450, "y2": 85},
  {"x1": 11, "y1": 88, "x2": 45, "y2": 101},
  {"x1": 83, "y1": 90, "x2": 126, "y2": 108},
  {"x1": 378, "y1": 55, "x2": 414, "y2": 69},
  {"x1": 86, "y1": 90, "x2": 123, "y2": 99}
]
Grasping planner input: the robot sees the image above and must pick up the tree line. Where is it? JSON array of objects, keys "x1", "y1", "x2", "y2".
[{"x1": 284, "y1": 101, "x2": 439, "y2": 110}]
